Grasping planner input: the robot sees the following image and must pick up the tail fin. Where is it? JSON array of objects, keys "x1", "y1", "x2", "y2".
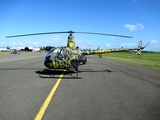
[
  {"x1": 138, "y1": 40, "x2": 143, "y2": 49},
  {"x1": 137, "y1": 40, "x2": 151, "y2": 55}
]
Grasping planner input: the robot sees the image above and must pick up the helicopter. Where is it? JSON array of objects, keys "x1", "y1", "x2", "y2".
[{"x1": 6, "y1": 30, "x2": 138, "y2": 73}]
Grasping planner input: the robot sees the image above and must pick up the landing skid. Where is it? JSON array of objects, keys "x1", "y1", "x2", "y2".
[
  {"x1": 37, "y1": 69, "x2": 81, "y2": 79},
  {"x1": 69, "y1": 71, "x2": 80, "y2": 78}
]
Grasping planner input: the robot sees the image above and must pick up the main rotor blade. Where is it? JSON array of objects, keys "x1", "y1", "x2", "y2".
[
  {"x1": 75, "y1": 32, "x2": 133, "y2": 38},
  {"x1": 6, "y1": 31, "x2": 72, "y2": 38},
  {"x1": 6, "y1": 30, "x2": 132, "y2": 38}
]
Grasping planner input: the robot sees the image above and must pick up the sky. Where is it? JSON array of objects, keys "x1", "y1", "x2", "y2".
[{"x1": 0, "y1": 0, "x2": 160, "y2": 51}]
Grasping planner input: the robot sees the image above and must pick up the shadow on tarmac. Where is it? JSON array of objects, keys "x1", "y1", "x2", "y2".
[{"x1": 35, "y1": 68, "x2": 113, "y2": 79}]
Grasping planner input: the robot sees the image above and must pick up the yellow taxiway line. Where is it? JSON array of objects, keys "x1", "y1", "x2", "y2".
[{"x1": 34, "y1": 71, "x2": 65, "y2": 120}]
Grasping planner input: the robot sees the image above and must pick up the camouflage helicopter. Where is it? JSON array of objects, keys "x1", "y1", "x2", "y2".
[{"x1": 6, "y1": 30, "x2": 134, "y2": 73}]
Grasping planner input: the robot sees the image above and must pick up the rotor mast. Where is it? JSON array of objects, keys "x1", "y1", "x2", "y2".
[{"x1": 67, "y1": 32, "x2": 75, "y2": 48}]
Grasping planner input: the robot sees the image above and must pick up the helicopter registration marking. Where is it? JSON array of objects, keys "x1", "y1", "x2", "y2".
[{"x1": 34, "y1": 70, "x2": 65, "y2": 120}]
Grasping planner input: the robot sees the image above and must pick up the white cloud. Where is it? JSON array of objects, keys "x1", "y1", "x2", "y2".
[
  {"x1": 111, "y1": 37, "x2": 116, "y2": 40},
  {"x1": 41, "y1": 35, "x2": 67, "y2": 47},
  {"x1": 124, "y1": 24, "x2": 137, "y2": 31},
  {"x1": 32, "y1": 42, "x2": 38, "y2": 45},
  {"x1": 137, "y1": 23, "x2": 144, "y2": 30},
  {"x1": 151, "y1": 39, "x2": 159, "y2": 44},
  {"x1": 105, "y1": 44, "x2": 110, "y2": 47},
  {"x1": 9, "y1": 40, "x2": 41, "y2": 47},
  {"x1": 150, "y1": 40, "x2": 160, "y2": 51},
  {"x1": 124, "y1": 23, "x2": 144, "y2": 31},
  {"x1": 121, "y1": 43, "x2": 137, "y2": 47},
  {"x1": 0, "y1": 42, "x2": 5, "y2": 45}
]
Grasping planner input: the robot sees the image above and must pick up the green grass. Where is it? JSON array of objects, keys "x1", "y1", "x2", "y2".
[
  {"x1": 96, "y1": 52, "x2": 160, "y2": 70},
  {"x1": 0, "y1": 52, "x2": 11, "y2": 56}
]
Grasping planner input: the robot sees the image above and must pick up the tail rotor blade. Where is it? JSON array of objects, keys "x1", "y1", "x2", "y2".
[
  {"x1": 142, "y1": 42, "x2": 151, "y2": 49},
  {"x1": 144, "y1": 42, "x2": 151, "y2": 48}
]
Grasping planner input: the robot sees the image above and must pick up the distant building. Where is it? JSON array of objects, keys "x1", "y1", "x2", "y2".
[
  {"x1": 10, "y1": 46, "x2": 40, "y2": 52},
  {"x1": 10, "y1": 46, "x2": 23, "y2": 50},
  {"x1": 0, "y1": 47, "x2": 7, "y2": 51},
  {"x1": 28, "y1": 46, "x2": 40, "y2": 52}
]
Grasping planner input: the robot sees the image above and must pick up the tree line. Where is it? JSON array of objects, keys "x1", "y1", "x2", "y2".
[{"x1": 39, "y1": 46, "x2": 55, "y2": 51}]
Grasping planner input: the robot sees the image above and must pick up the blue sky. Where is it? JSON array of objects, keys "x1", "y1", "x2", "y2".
[{"x1": 0, "y1": 0, "x2": 160, "y2": 51}]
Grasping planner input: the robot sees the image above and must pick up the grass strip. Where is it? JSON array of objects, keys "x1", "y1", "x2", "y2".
[{"x1": 96, "y1": 52, "x2": 160, "y2": 70}]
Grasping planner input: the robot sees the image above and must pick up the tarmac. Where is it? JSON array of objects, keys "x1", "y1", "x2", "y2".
[{"x1": 0, "y1": 53, "x2": 160, "y2": 120}]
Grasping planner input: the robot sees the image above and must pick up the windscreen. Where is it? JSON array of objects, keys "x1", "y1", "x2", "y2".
[{"x1": 45, "y1": 47, "x2": 61, "y2": 61}]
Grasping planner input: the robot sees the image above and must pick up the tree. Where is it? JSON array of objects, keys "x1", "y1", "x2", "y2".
[
  {"x1": 7, "y1": 46, "x2": 10, "y2": 49},
  {"x1": 25, "y1": 47, "x2": 29, "y2": 51}
]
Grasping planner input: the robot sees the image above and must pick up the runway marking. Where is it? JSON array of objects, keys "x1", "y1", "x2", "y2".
[{"x1": 34, "y1": 70, "x2": 65, "y2": 120}]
